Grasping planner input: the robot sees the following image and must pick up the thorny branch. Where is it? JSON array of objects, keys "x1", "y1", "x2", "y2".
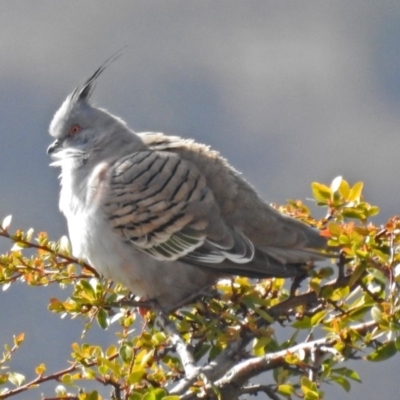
[
  {"x1": 177, "y1": 320, "x2": 378, "y2": 399},
  {"x1": 0, "y1": 363, "x2": 78, "y2": 399},
  {"x1": 0, "y1": 228, "x2": 98, "y2": 277},
  {"x1": 0, "y1": 190, "x2": 398, "y2": 399},
  {"x1": 0, "y1": 353, "x2": 120, "y2": 399},
  {"x1": 170, "y1": 261, "x2": 373, "y2": 397}
]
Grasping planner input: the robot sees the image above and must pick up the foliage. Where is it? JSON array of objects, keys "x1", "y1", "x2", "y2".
[{"x1": 0, "y1": 177, "x2": 399, "y2": 400}]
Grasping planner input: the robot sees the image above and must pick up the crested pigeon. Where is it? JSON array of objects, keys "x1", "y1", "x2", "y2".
[{"x1": 47, "y1": 64, "x2": 328, "y2": 312}]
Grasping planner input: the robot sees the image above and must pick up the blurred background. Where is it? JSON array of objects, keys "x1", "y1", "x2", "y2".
[{"x1": 0, "y1": 1, "x2": 399, "y2": 398}]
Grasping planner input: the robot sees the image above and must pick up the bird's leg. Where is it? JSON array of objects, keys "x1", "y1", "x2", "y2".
[
  {"x1": 336, "y1": 251, "x2": 348, "y2": 284},
  {"x1": 290, "y1": 269, "x2": 308, "y2": 296}
]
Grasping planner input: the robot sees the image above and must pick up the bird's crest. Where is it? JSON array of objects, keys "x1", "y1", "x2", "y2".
[
  {"x1": 49, "y1": 49, "x2": 126, "y2": 139},
  {"x1": 70, "y1": 49, "x2": 125, "y2": 105}
]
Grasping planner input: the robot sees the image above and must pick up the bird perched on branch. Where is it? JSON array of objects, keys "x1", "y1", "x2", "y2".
[{"x1": 47, "y1": 61, "x2": 328, "y2": 312}]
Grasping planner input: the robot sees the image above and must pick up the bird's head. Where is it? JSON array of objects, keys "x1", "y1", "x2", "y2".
[{"x1": 48, "y1": 59, "x2": 143, "y2": 167}]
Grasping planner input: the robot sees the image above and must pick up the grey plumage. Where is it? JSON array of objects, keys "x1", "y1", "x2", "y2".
[{"x1": 47, "y1": 65, "x2": 328, "y2": 312}]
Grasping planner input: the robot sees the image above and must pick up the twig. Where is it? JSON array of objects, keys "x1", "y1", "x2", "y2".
[
  {"x1": 0, "y1": 363, "x2": 78, "y2": 399},
  {"x1": 157, "y1": 312, "x2": 200, "y2": 379},
  {"x1": 171, "y1": 273, "x2": 356, "y2": 396},
  {"x1": 309, "y1": 346, "x2": 323, "y2": 382},
  {"x1": 0, "y1": 353, "x2": 119, "y2": 399},
  {"x1": 0, "y1": 230, "x2": 98, "y2": 276},
  {"x1": 241, "y1": 384, "x2": 281, "y2": 400}
]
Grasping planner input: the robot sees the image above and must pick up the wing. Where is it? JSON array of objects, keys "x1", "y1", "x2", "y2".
[
  {"x1": 139, "y1": 133, "x2": 330, "y2": 264},
  {"x1": 103, "y1": 150, "x2": 255, "y2": 264}
]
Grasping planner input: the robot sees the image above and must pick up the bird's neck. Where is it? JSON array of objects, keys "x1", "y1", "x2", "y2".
[{"x1": 59, "y1": 159, "x2": 92, "y2": 216}]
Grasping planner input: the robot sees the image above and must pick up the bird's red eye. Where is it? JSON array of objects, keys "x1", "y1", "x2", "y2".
[{"x1": 69, "y1": 124, "x2": 81, "y2": 135}]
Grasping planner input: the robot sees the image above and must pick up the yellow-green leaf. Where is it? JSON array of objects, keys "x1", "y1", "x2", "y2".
[
  {"x1": 366, "y1": 341, "x2": 397, "y2": 362},
  {"x1": 8, "y1": 372, "x2": 25, "y2": 387},
  {"x1": 347, "y1": 182, "x2": 364, "y2": 202},
  {"x1": 14, "y1": 332, "x2": 24, "y2": 346},
  {"x1": 278, "y1": 384, "x2": 294, "y2": 395},
  {"x1": 35, "y1": 363, "x2": 46, "y2": 376},
  {"x1": 311, "y1": 182, "x2": 331, "y2": 203},
  {"x1": 338, "y1": 179, "x2": 350, "y2": 198},
  {"x1": 310, "y1": 310, "x2": 327, "y2": 326},
  {"x1": 97, "y1": 309, "x2": 109, "y2": 329}
]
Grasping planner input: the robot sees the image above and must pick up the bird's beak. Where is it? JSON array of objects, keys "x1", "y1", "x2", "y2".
[{"x1": 47, "y1": 139, "x2": 61, "y2": 155}]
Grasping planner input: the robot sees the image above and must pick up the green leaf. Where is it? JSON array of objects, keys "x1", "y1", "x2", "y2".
[
  {"x1": 330, "y1": 286, "x2": 350, "y2": 301},
  {"x1": 368, "y1": 268, "x2": 388, "y2": 285},
  {"x1": 128, "y1": 366, "x2": 146, "y2": 384},
  {"x1": 48, "y1": 297, "x2": 65, "y2": 312},
  {"x1": 61, "y1": 373, "x2": 74, "y2": 386},
  {"x1": 366, "y1": 205, "x2": 380, "y2": 217},
  {"x1": 58, "y1": 235, "x2": 71, "y2": 254},
  {"x1": 292, "y1": 317, "x2": 312, "y2": 329},
  {"x1": 97, "y1": 309, "x2": 109, "y2": 329},
  {"x1": 342, "y1": 209, "x2": 366, "y2": 220},
  {"x1": 35, "y1": 363, "x2": 46, "y2": 376},
  {"x1": 252, "y1": 336, "x2": 271, "y2": 356},
  {"x1": 301, "y1": 377, "x2": 321, "y2": 399},
  {"x1": 11, "y1": 242, "x2": 28, "y2": 251},
  {"x1": 120, "y1": 343, "x2": 134, "y2": 363},
  {"x1": 152, "y1": 388, "x2": 168, "y2": 400},
  {"x1": 8, "y1": 372, "x2": 25, "y2": 387},
  {"x1": 106, "y1": 345, "x2": 118, "y2": 358},
  {"x1": 194, "y1": 344, "x2": 211, "y2": 361},
  {"x1": 332, "y1": 367, "x2": 361, "y2": 382},
  {"x1": 277, "y1": 384, "x2": 294, "y2": 395},
  {"x1": 347, "y1": 182, "x2": 363, "y2": 202},
  {"x1": 78, "y1": 279, "x2": 96, "y2": 299},
  {"x1": 152, "y1": 332, "x2": 167, "y2": 346},
  {"x1": 367, "y1": 341, "x2": 397, "y2": 362},
  {"x1": 331, "y1": 376, "x2": 351, "y2": 392},
  {"x1": 304, "y1": 393, "x2": 320, "y2": 400},
  {"x1": 370, "y1": 306, "x2": 383, "y2": 323},
  {"x1": 88, "y1": 391, "x2": 99, "y2": 400},
  {"x1": 338, "y1": 179, "x2": 350, "y2": 198},
  {"x1": 252, "y1": 307, "x2": 274, "y2": 323},
  {"x1": 347, "y1": 304, "x2": 371, "y2": 320},
  {"x1": 311, "y1": 182, "x2": 332, "y2": 203},
  {"x1": 310, "y1": 310, "x2": 327, "y2": 326},
  {"x1": 327, "y1": 222, "x2": 342, "y2": 236},
  {"x1": 209, "y1": 344, "x2": 223, "y2": 360},
  {"x1": 129, "y1": 394, "x2": 142, "y2": 400},
  {"x1": 13, "y1": 332, "x2": 24, "y2": 346},
  {"x1": 348, "y1": 263, "x2": 367, "y2": 288},
  {"x1": 141, "y1": 393, "x2": 156, "y2": 400}
]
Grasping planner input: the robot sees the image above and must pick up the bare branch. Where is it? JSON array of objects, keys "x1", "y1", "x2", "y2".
[
  {"x1": 241, "y1": 384, "x2": 281, "y2": 400},
  {"x1": 157, "y1": 312, "x2": 200, "y2": 379}
]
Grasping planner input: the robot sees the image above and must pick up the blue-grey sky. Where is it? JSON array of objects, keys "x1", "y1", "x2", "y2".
[{"x1": 0, "y1": 1, "x2": 399, "y2": 399}]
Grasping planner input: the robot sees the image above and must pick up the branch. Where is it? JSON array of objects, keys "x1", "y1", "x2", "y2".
[
  {"x1": 215, "y1": 337, "x2": 333, "y2": 390},
  {"x1": 0, "y1": 353, "x2": 119, "y2": 399},
  {"x1": 0, "y1": 363, "x2": 78, "y2": 399},
  {"x1": 157, "y1": 312, "x2": 200, "y2": 379},
  {"x1": 193, "y1": 319, "x2": 378, "y2": 399},
  {"x1": 0, "y1": 229, "x2": 98, "y2": 277},
  {"x1": 172, "y1": 279, "x2": 376, "y2": 399},
  {"x1": 241, "y1": 384, "x2": 281, "y2": 400}
]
